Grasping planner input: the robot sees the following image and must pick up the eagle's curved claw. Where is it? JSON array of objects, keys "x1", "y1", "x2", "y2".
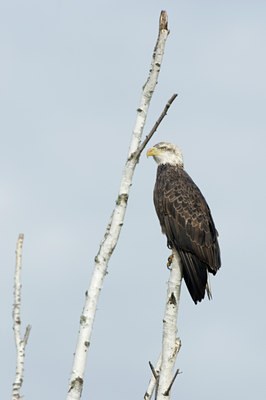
[{"x1": 167, "y1": 254, "x2": 174, "y2": 269}]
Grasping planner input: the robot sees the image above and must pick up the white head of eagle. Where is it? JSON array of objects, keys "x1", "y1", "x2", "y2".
[
  {"x1": 147, "y1": 142, "x2": 221, "y2": 304},
  {"x1": 146, "y1": 142, "x2": 184, "y2": 167}
]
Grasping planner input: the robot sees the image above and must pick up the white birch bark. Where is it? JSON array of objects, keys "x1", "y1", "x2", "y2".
[
  {"x1": 66, "y1": 11, "x2": 170, "y2": 400},
  {"x1": 157, "y1": 249, "x2": 182, "y2": 400},
  {"x1": 12, "y1": 234, "x2": 31, "y2": 400}
]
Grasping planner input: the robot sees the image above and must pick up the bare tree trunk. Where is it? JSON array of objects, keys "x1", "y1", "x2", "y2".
[
  {"x1": 144, "y1": 249, "x2": 182, "y2": 400},
  {"x1": 12, "y1": 234, "x2": 31, "y2": 400},
  {"x1": 157, "y1": 249, "x2": 182, "y2": 399}
]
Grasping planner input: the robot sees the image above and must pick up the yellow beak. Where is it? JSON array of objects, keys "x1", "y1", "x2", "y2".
[{"x1": 146, "y1": 147, "x2": 162, "y2": 157}]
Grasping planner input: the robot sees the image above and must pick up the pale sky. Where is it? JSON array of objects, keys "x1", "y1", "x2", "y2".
[{"x1": 1, "y1": 1, "x2": 266, "y2": 399}]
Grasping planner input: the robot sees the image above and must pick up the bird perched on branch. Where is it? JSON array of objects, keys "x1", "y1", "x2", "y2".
[{"x1": 147, "y1": 142, "x2": 221, "y2": 304}]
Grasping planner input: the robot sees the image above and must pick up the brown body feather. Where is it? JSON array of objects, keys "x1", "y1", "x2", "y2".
[{"x1": 154, "y1": 164, "x2": 221, "y2": 303}]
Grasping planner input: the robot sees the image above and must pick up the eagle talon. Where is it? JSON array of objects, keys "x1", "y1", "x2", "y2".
[{"x1": 167, "y1": 254, "x2": 174, "y2": 269}]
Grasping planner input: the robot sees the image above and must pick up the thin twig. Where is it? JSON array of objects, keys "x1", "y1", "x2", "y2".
[
  {"x1": 23, "y1": 324, "x2": 32, "y2": 345},
  {"x1": 163, "y1": 368, "x2": 181, "y2": 396},
  {"x1": 149, "y1": 361, "x2": 158, "y2": 380},
  {"x1": 134, "y1": 93, "x2": 178, "y2": 160}
]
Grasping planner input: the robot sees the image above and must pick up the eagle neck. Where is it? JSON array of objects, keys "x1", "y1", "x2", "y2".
[{"x1": 157, "y1": 163, "x2": 183, "y2": 172}]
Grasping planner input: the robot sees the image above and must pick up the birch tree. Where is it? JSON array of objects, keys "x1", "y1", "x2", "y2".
[
  {"x1": 144, "y1": 249, "x2": 182, "y2": 400},
  {"x1": 156, "y1": 249, "x2": 182, "y2": 399},
  {"x1": 12, "y1": 234, "x2": 31, "y2": 400},
  {"x1": 66, "y1": 10, "x2": 182, "y2": 400}
]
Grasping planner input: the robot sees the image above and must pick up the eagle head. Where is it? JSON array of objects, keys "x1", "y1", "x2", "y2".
[{"x1": 147, "y1": 142, "x2": 184, "y2": 167}]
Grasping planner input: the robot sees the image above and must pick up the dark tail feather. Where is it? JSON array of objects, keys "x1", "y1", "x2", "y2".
[{"x1": 178, "y1": 250, "x2": 209, "y2": 304}]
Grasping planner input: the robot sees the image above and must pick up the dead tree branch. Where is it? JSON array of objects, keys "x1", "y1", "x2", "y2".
[
  {"x1": 135, "y1": 93, "x2": 178, "y2": 161},
  {"x1": 157, "y1": 251, "x2": 182, "y2": 399},
  {"x1": 12, "y1": 234, "x2": 31, "y2": 400}
]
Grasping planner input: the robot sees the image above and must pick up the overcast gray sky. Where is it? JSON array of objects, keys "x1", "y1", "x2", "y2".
[{"x1": 1, "y1": 1, "x2": 266, "y2": 399}]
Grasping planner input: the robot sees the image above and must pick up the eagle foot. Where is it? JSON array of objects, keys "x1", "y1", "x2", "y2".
[{"x1": 167, "y1": 254, "x2": 174, "y2": 269}]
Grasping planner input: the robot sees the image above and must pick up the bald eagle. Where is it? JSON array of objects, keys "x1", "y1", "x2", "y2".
[{"x1": 147, "y1": 142, "x2": 221, "y2": 304}]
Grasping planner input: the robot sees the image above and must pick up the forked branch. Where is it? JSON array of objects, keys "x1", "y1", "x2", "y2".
[{"x1": 134, "y1": 93, "x2": 178, "y2": 161}]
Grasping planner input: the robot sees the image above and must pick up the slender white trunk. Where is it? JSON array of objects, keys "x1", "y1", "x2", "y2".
[
  {"x1": 66, "y1": 12, "x2": 170, "y2": 400},
  {"x1": 157, "y1": 249, "x2": 182, "y2": 400},
  {"x1": 12, "y1": 234, "x2": 31, "y2": 400}
]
